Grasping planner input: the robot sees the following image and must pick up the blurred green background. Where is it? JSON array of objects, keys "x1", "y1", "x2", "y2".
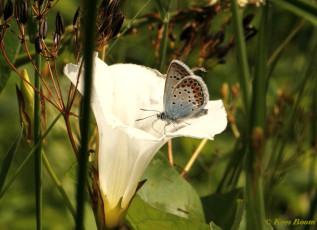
[{"x1": 0, "y1": 0, "x2": 317, "y2": 229}]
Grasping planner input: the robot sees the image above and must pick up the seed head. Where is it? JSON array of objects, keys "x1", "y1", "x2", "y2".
[
  {"x1": 19, "y1": 0, "x2": 28, "y2": 24},
  {"x1": 55, "y1": 11, "x2": 65, "y2": 35}
]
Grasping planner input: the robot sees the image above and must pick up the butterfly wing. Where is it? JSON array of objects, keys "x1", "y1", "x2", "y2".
[
  {"x1": 163, "y1": 60, "x2": 194, "y2": 110},
  {"x1": 165, "y1": 75, "x2": 209, "y2": 122}
]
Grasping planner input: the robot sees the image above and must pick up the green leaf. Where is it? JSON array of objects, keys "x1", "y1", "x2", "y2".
[
  {"x1": 231, "y1": 199, "x2": 246, "y2": 230},
  {"x1": 201, "y1": 188, "x2": 243, "y2": 230},
  {"x1": 0, "y1": 125, "x2": 24, "y2": 193},
  {"x1": 138, "y1": 152, "x2": 205, "y2": 222},
  {"x1": 270, "y1": 0, "x2": 317, "y2": 26},
  {"x1": 126, "y1": 195, "x2": 212, "y2": 230},
  {"x1": 0, "y1": 23, "x2": 22, "y2": 93}
]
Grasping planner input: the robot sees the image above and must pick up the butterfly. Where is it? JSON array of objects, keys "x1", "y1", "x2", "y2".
[{"x1": 157, "y1": 60, "x2": 209, "y2": 124}]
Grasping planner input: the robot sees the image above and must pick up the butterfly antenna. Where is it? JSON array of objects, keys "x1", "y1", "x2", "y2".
[{"x1": 135, "y1": 113, "x2": 157, "y2": 122}]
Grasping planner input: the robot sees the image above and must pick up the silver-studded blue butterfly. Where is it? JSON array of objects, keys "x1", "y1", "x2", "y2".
[{"x1": 157, "y1": 60, "x2": 209, "y2": 124}]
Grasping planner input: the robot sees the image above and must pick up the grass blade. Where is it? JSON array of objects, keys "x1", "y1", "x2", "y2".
[{"x1": 0, "y1": 125, "x2": 24, "y2": 193}]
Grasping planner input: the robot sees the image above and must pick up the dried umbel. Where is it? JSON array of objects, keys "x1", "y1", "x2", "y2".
[
  {"x1": 4, "y1": 0, "x2": 13, "y2": 21},
  {"x1": 91, "y1": 0, "x2": 125, "y2": 48}
]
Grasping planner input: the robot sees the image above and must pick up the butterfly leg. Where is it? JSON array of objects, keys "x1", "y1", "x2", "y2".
[
  {"x1": 163, "y1": 121, "x2": 172, "y2": 135},
  {"x1": 152, "y1": 118, "x2": 164, "y2": 135}
]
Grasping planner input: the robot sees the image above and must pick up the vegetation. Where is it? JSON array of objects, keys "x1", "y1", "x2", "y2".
[{"x1": 0, "y1": 0, "x2": 316, "y2": 229}]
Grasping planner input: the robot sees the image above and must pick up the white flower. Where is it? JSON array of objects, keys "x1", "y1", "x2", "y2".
[{"x1": 64, "y1": 55, "x2": 227, "y2": 228}]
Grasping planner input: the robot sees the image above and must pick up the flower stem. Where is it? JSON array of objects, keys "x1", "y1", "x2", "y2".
[
  {"x1": 75, "y1": 0, "x2": 98, "y2": 229},
  {"x1": 34, "y1": 52, "x2": 42, "y2": 230},
  {"x1": 167, "y1": 140, "x2": 173, "y2": 166}
]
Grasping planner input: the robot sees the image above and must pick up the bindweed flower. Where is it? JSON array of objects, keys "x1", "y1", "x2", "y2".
[{"x1": 64, "y1": 54, "x2": 227, "y2": 228}]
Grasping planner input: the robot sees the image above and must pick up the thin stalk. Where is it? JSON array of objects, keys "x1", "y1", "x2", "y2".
[
  {"x1": 34, "y1": 53, "x2": 42, "y2": 230},
  {"x1": 181, "y1": 139, "x2": 208, "y2": 177},
  {"x1": 246, "y1": 5, "x2": 268, "y2": 230},
  {"x1": 159, "y1": 12, "x2": 169, "y2": 72},
  {"x1": 167, "y1": 140, "x2": 173, "y2": 166},
  {"x1": 75, "y1": 0, "x2": 97, "y2": 229},
  {"x1": 42, "y1": 150, "x2": 76, "y2": 219},
  {"x1": 230, "y1": 0, "x2": 251, "y2": 114}
]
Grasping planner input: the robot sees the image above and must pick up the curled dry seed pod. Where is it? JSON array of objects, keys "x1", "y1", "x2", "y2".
[
  {"x1": 98, "y1": 0, "x2": 109, "y2": 18},
  {"x1": 39, "y1": 17, "x2": 47, "y2": 39},
  {"x1": 106, "y1": 0, "x2": 119, "y2": 16},
  {"x1": 34, "y1": 35, "x2": 42, "y2": 53},
  {"x1": 73, "y1": 6, "x2": 80, "y2": 27},
  {"x1": 110, "y1": 11, "x2": 124, "y2": 39},
  {"x1": 4, "y1": 0, "x2": 13, "y2": 21},
  {"x1": 55, "y1": 11, "x2": 65, "y2": 35},
  {"x1": 0, "y1": 0, "x2": 4, "y2": 18},
  {"x1": 19, "y1": 0, "x2": 28, "y2": 24},
  {"x1": 99, "y1": 16, "x2": 112, "y2": 37}
]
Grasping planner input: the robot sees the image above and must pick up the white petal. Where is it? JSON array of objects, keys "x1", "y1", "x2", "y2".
[{"x1": 165, "y1": 100, "x2": 227, "y2": 139}]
